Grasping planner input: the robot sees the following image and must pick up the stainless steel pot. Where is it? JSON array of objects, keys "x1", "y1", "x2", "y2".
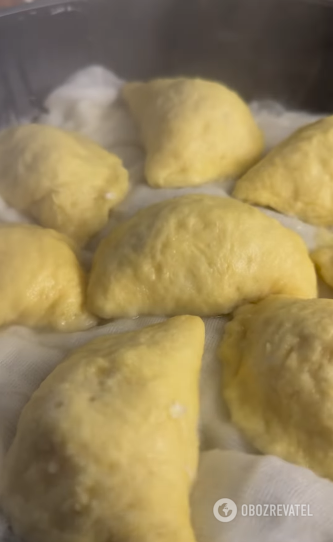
[{"x1": 0, "y1": 0, "x2": 332, "y2": 126}]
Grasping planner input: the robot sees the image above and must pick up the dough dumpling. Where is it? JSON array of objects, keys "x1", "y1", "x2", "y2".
[
  {"x1": 0, "y1": 224, "x2": 95, "y2": 331},
  {"x1": 220, "y1": 296, "x2": 333, "y2": 480},
  {"x1": 88, "y1": 194, "x2": 317, "y2": 319},
  {"x1": 0, "y1": 124, "x2": 129, "y2": 245},
  {"x1": 233, "y1": 116, "x2": 333, "y2": 226},
  {"x1": 123, "y1": 78, "x2": 263, "y2": 188},
  {"x1": 1, "y1": 316, "x2": 204, "y2": 542},
  {"x1": 311, "y1": 246, "x2": 333, "y2": 289}
]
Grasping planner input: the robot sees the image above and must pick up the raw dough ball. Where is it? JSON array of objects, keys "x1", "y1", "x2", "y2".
[
  {"x1": 88, "y1": 194, "x2": 317, "y2": 319},
  {"x1": 220, "y1": 296, "x2": 333, "y2": 480},
  {"x1": 311, "y1": 247, "x2": 333, "y2": 289},
  {"x1": 0, "y1": 224, "x2": 95, "y2": 331},
  {"x1": 123, "y1": 78, "x2": 263, "y2": 188},
  {"x1": 233, "y1": 116, "x2": 333, "y2": 226},
  {"x1": 1, "y1": 316, "x2": 204, "y2": 542},
  {"x1": 0, "y1": 124, "x2": 129, "y2": 246}
]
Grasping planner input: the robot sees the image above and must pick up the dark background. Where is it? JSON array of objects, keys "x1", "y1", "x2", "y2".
[{"x1": 0, "y1": 0, "x2": 332, "y2": 125}]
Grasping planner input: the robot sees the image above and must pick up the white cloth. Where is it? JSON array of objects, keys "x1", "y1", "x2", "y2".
[{"x1": 0, "y1": 66, "x2": 331, "y2": 541}]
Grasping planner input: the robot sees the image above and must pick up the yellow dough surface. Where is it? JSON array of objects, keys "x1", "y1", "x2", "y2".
[
  {"x1": 0, "y1": 224, "x2": 94, "y2": 331},
  {"x1": 123, "y1": 78, "x2": 263, "y2": 188},
  {"x1": 311, "y1": 246, "x2": 333, "y2": 289},
  {"x1": 0, "y1": 124, "x2": 129, "y2": 245},
  {"x1": 88, "y1": 194, "x2": 317, "y2": 319},
  {"x1": 1, "y1": 316, "x2": 205, "y2": 542},
  {"x1": 220, "y1": 296, "x2": 333, "y2": 480},
  {"x1": 233, "y1": 116, "x2": 333, "y2": 226}
]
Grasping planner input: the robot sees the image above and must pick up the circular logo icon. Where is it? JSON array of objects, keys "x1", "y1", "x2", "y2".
[{"x1": 213, "y1": 498, "x2": 238, "y2": 522}]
